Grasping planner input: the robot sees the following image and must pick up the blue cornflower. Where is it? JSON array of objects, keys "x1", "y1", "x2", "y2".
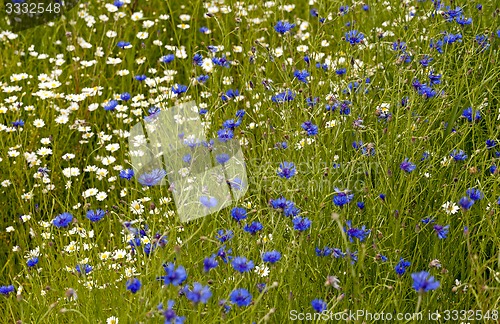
[
  {"x1": 126, "y1": 278, "x2": 141, "y2": 293},
  {"x1": 217, "y1": 128, "x2": 234, "y2": 142},
  {"x1": 270, "y1": 196, "x2": 287, "y2": 209},
  {"x1": 232, "y1": 257, "x2": 254, "y2": 273},
  {"x1": 215, "y1": 229, "x2": 234, "y2": 243},
  {"x1": 275, "y1": 141, "x2": 288, "y2": 149},
  {"x1": 119, "y1": 92, "x2": 130, "y2": 101},
  {"x1": 344, "y1": 220, "x2": 371, "y2": 242},
  {"x1": 143, "y1": 243, "x2": 153, "y2": 256},
  {"x1": 462, "y1": 107, "x2": 481, "y2": 122},
  {"x1": 311, "y1": 299, "x2": 327, "y2": 312},
  {"x1": 419, "y1": 55, "x2": 433, "y2": 67},
  {"x1": 293, "y1": 70, "x2": 310, "y2": 84},
  {"x1": 411, "y1": 271, "x2": 440, "y2": 292},
  {"x1": 430, "y1": 39, "x2": 444, "y2": 53},
  {"x1": 362, "y1": 4, "x2": 369, "y2": 11},
  {"x1": 138, "y1": 169, "x2": 167, "y2": 186},
  {"x1": 52, "y1": 212, "x2": 73, "y2": 228},
  {"x1": 203, "y1": 255, "x2": 219, "y2": 273},
  {"x1": 455, "y1": 15, "x2": 472, "y2": 25},
  {"x1": 119, "y1": 169, "x2": 134, "y2": 180},
  {"x1": 458, "y1": 197, "x2": 474, "y2": 210},
  {"x1": 212, "y1": 55, "x2": 231, "y2": 67},
  {"x1": 339, "y1": 100, "x2": 351, "y2": 115},
  {"x1": 486, "y1": 139, "x2": 497, "y2": 149},
  {"x1": 221, "y1": 89, "x2": 240, "y2": 101},
  {"x1": 332, "y1": 248, "x2": 345, "y2": 258},
  {"x1": 428, "y1": 71, "x2": 441, "y2": 85},
  {"x1": 257, "y1": 283, "x2": 267, "y2": 292},
  {"x1": 76, "y1": 264, "x2": 92, "y2": 274},
  {"x1": 160, "y1": 54, "x2": 175, "y2": 63},
  {"x1": 301, "y1": 121, "x2": 318, "y2": 136},
  {"x1": 274, "y1": 21, "x2": 295, "y2": 34},
  {"x1": 208, "y1": 46, "x2": 219, "y2": 53},
  {"x1": 475, "y1": 34, "x2": 490, "y2": 51},
  {"x1": 222, "y1": 118, "x2": 241, "y2": 129},
  {"x1": 400, "y1": 158, "x2": 416, "y2": 173},
  {"x1": 27, "y1": 257, "x2": 38, "y2": 267},
  {"x1": 182, "y1": 154, "x2": 192, "y2": 164},
  {"x1": 228, "y1": 177, "x2": 244, "y2": 191},
  {"x1": 336, "y1": 68, "x2": 347, "y2": 75},
  {"x1": 159, "y1": 300, "x2": 186, "y2": 324},
  {"x1": 277, "y1": 162, "x2": 296, "y2": 179},
  {"x1": 292, "y1": 216, "x2": 312, "y2": 231},
  {"x1": 417, "y1": 84, "x2": 437, "y2": 98},
  {"x1": 230, "y1": 288, "x2": 252, "y2": 307},
  {"x1": 391, "y1": 41, "x2": 407, "y2": 52},
  {"x1": 236, "y1": 109, "x2": 246, "y2": 118},
  {"x1": 185, "y1": 283, "x2": 212, "y2": 304},
  {"x1": 345, "y1": 30, "x2": 365, "y2": 45},
  {"x1": 271, "y1": 89, "x2": 295, "y2": 103},
  {"x1": 172, "y1": 84, "x2": 188, "y2": 95},
  {"x1": 339, "y1": 5, "x2": 349, "y2": 15},
  {"x1": 243, "y1": 221, "x2": 263, "y2": 235},
  {"x1": 443, "y1": 33, "x2": 462, "y2": 44},
  {"x1": 200, "y1": 196, "x2": 218, "y2": 208},
  {"x1": 357, "y1": 201, "x2": 365, "y2": 210},
  {"x1": 197, "y1": 75, "x2": 209, "y2": 84},
  {"x1": 450, "y1": 150, "x2": 467, "y2": 161},
  {"x1": 12, "y1": 119, "x2": 24, "y2": 128},
  {"x1": 134, "y1": 74, "x2": 147, "y2": 81},
  {"x1": 443, "y1": 6, "x2": 462, "y2": 21},
  {"x1": 315, "y1": 246, "x2": 332, "y2": 257},
  {"x1": 433, "y1": 225, "x2": 450, "y2": 239},
  {"x1": 283, "y1": 200, "x2": 300, "y2": 217},
  {"x1": 116, "y1": 41, "x2": 131, "y2": 49},
  {"x1": 0, "y1": 285, "x2": 15, "y2": 295},
  {"x1": 395, "y1": 258, "x2": 411, "y2": 276},
  {"x1": 399, "y1": 53, "x2": 412, "y2": 64},
  {"x1": 104, "y1": 99, "x2": 118, "y2": 111},
  {"x1": 231, "y1": 207, "x2": 247, "y2": 222},
  {"x1": 466, "y1": 188, "x2": 484, "y2": 201},
  {"x1": 193, "y1": 53, "x2": 203, "y2": 65},
  {"x1": 86, "y1": 209, "x2": 105, "y2": 222},
  {"x1": 217, "y1": 246, "x2": 233, "y2": 263},
  {"x1": 262, "y1": 251, "x2": 281, "y2": 264},
  {"x1": 216, "y1": 153, "x2": 231, "y2": 165},
  {"x1": 333, "y1": 188, "x2": 354, "y2": 207},
  {"x1": 421, "y1": 217, "x2": 435, "y2": 224},
  {"x1": 113, "y1": 0, "x2": 123, "y2": 7},
  {"x1": 347, "y1": 250, "x2": 358, "y2": 264},
  {"x1": 157, "y1": 263, "x2": 187, "y2": 286},
  {"x1": 199, "y1": 26, "x2": 210, "y2": 34}
]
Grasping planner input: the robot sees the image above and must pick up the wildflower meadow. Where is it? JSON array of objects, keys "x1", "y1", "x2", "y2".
[{"x1": 1, "y1": 0, "x2": 500, "y2": 322}]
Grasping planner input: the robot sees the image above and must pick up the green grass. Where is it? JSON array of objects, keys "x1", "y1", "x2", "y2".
[{"x1": 1, "y1": 0, "x2": 500, "y2": 322}]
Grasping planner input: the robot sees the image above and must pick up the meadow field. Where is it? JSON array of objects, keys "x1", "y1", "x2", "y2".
[{"x1": 1, "y1": 0, "x2": 500, "y2": 322}]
